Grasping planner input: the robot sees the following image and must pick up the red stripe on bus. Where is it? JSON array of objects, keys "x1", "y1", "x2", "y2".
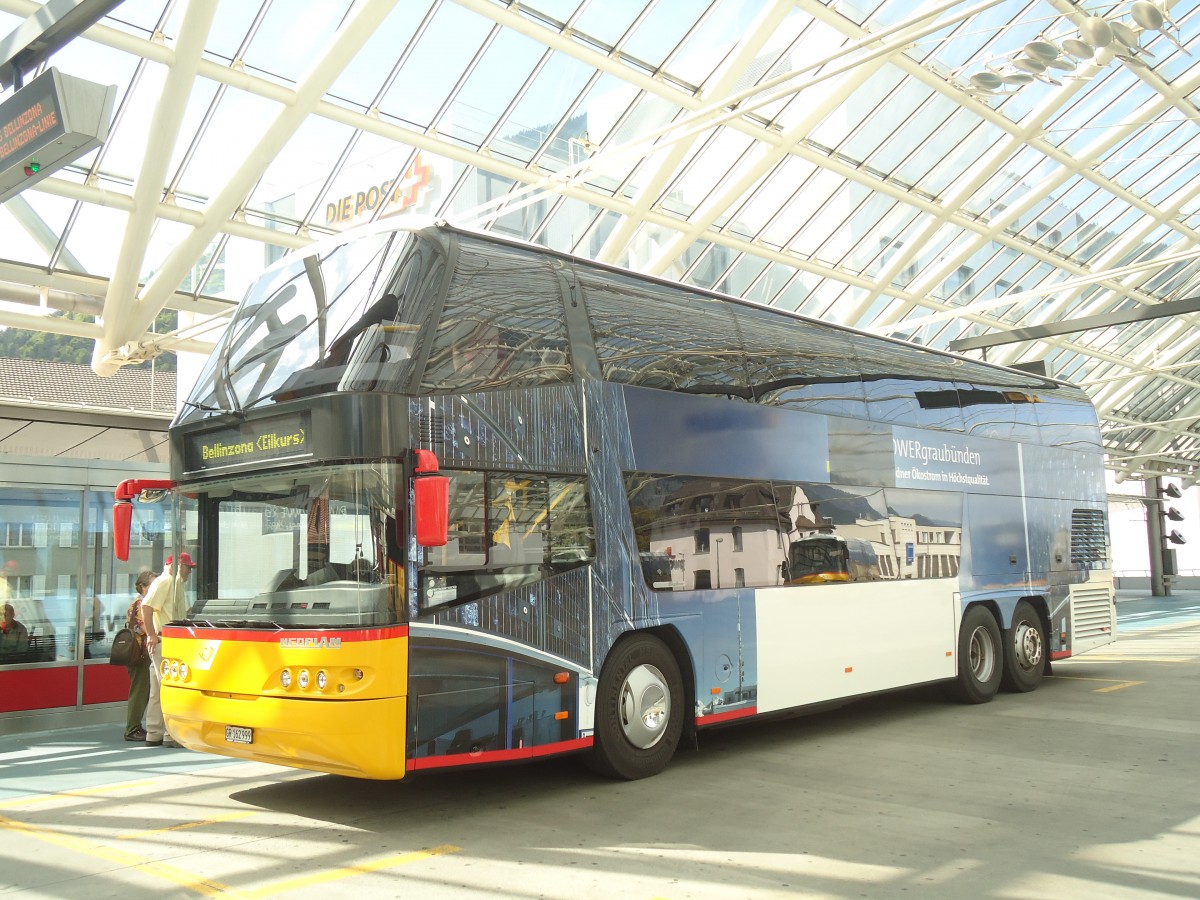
[
  {"x1": 162, "y1": 625, "x2": 410, "y2": 642},
  {"x1": 1049, "y1": 650, "x2": 1072, "y2": 660},
  {"x1": 406, "y1": 736, "x2": 594, "y2": 771},
  {"x1": 696, "y1": 706, "x2": 758, "y2": 726}
]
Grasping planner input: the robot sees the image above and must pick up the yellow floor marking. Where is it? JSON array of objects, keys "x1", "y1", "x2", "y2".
[
  {"x1": 1055, "y1": 675, "x2": 1146, "y2": 692},
  {"x1": 119, "y1": 811, "x2": 257, "y2": 840},
  {"x1": 240, "y1": 844, "x2": 462, "y2": 899},
  {"x1": 3, "y1": 810, "x2": 459, "y2": 898},
  {"x1": 1064, "y1": 656, "x2": 1193, "y2": 663},
  {"x1": 0, "y1": 812, "x2": 234, "y2": 896},
  {"x1": 1094, "y1": 680, "x2": 1146, "y2": 693},
  {"x1": 0, "y1": 780, "x2": 162, "y2": 811}
]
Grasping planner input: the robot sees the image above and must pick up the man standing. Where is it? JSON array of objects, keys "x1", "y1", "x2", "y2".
[{"x1": 141, "y1": 552, "x2": 196, "y2": 748}]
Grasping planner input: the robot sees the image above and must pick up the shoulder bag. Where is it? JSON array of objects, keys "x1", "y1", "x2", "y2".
[{"x1": 109, "y1": 627, "x2": 147, "y2": 666}]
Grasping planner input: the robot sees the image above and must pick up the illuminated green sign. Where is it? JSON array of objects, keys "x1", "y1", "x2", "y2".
[
  {"x1": 184, "y1": 413, "x2": 312, "y2": 473},
  {"x1": 0, "y1": 68, "x2": 115, "y2": 203}
]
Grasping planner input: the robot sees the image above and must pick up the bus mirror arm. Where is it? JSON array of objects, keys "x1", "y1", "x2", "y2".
[
  {"x1": 412, "y1": 450, "x2": 449, "y2": 548},
  {"x1": 112, "y1": 478, "x2": 174, "y2": 561}
]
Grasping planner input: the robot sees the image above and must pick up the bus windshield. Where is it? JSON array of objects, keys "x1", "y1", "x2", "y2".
[
  {"x1": 182, "y1": 231, "x2": 439, "y2": 420},
  {"x1": 184, "y1": 463, "x2": 404, "y2": 628}
]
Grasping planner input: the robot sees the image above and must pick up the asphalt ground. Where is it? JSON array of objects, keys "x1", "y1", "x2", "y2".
[{"x1": 1, "y1": 589, "x2": 1197, "y2": 899}]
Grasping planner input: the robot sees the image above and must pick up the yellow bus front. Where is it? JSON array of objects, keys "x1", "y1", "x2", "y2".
[{"x1": 160, "y1": 624, "x2": 409, "y2": 779}]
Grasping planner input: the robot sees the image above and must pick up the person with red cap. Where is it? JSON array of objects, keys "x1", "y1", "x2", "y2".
[{"x1": 140, "y1": 552, "x2": 197, "y2": 747}]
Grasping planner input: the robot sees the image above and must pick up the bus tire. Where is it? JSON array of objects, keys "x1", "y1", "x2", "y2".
[
  {"x1": 1000, "y1": 600, "x2": 1046, "y2": 693},
  {"x1": 586, "y1": 633, "x2": 683, "y2": 780},
  {"x1": 950, "y1": 605, "x2": 1002, "y2": 704}
]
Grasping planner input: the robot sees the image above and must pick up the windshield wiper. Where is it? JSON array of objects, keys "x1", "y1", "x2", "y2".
[{"x1": 181, "y1": 399, "x2": 236, "y2": 416}]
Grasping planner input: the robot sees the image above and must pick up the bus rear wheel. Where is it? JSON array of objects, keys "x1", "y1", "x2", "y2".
[
  {"x1": 586, "y1": 633, "x2": 683, "y2": 780},
  {"x1": 950, "y1": 605, "x2": 1002, "y2": 704},
  {"x1": 1000, "y1": 600, "x2": 1046, "y2": 693}
]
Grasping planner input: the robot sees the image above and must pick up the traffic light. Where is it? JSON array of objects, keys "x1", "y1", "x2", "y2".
[{"x1": 1162, "y1": 481, "x2": 1186, "y2": 545}]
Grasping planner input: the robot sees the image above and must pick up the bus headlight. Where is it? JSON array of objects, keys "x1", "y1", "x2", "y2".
[
  {"x1": 170, "y1": 660, "x2": 180, "y2": 679},
  {"x1": 281, "y1": 669, "x2": 292, "y2": 689},
  {"x1": 316, "y1": 670, "x2": 327, "y2": 690},
  {"x1": 298, "y1": 669, "x2": 310, "y2": 690},
  {"x1": 179, "y1": 663, "x2": 189, "y2": 681}
]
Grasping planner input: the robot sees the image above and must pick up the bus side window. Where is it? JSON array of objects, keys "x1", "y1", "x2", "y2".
[{"x1": 417, "y1": 470, "x2": 593, "y2": 612}]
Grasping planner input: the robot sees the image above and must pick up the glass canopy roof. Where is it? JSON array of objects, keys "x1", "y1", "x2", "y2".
[{"x1": 1, "y1": 0, "x2": 1199, "y2": 485}]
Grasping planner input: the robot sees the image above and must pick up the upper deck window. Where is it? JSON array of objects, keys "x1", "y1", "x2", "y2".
[{"x1": 418, "y1": 237, "x2": 574, "y2": 394}]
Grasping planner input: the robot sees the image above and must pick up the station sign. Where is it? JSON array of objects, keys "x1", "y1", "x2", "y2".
[
  {"x1": 0, "y1": 67, "x2": 116, "y2": 203},
  {"x1": 324, "y1": 153, "x2": 433, "y2": 228}
]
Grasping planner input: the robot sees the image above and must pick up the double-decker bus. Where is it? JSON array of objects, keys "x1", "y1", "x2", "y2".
[{"x1": 113, "y1": 220, "x2": 1115, "y2": 780}]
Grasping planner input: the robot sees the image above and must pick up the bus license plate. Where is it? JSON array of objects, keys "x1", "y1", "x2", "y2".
[{"x1": 225, "y1": 725, "x2": 253, "y2": 745}]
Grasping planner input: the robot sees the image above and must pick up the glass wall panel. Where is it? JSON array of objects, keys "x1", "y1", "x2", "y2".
[{"x1": 0, "y1": 490, "x2": 82, "y2": 665}]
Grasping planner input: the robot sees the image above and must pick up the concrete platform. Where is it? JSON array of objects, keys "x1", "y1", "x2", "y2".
[{"x1": 1, "y1": 592, "x2": 1197, "y2": 898}]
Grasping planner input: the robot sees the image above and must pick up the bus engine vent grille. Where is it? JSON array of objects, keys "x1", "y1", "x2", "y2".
[
  {"x1": 1070, "y1": 508, "x2": 1108, "y2": 566},
  {"x1": 419, "y1": 409, "x2": 446, "y2": 450},
  {"x1": 1070, "y1": 583, "x2": 1114, "y2": 644}
]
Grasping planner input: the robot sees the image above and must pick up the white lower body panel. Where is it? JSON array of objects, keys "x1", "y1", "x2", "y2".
[{"x1": 756, "y1": 579, "x2": 959, "y2": 714}]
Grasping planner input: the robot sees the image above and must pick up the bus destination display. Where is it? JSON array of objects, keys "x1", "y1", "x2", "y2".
[{"x1": 184, "y1": 412, "x2": 312, "y2": 473}]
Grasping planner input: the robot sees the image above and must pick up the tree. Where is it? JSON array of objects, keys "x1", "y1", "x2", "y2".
[{"x1": 0, "y1": 310, "x2": 178, "y2": 371}]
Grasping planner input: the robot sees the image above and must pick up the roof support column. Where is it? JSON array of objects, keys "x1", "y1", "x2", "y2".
[{"x1": 1147, "y1": 477, "x2": 1169, "y2": 598}]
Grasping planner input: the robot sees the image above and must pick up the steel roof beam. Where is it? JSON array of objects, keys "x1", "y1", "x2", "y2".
[
  {"x1": 92, "y1": 0, "x2": 400, "y2": 374},
  {"x1": 947, "y1": 295, "x2": 1200, "y2": 352},
  {"x1": 641, "y1": 19, "x2": 885, "y2": 276},
  {"x1": 832, "y1": 2, "x2": 1200, "y2": 364},
  {"x1": 0, "y1": 305, "x2": 214, "y2": 354},
  {"x1": 595, "y1": 0, "x2": 792, "y2": 266},
  {"x1": 5, "y1": 194, "x2": 87, "y2": 273},
  {"x1": 0, "y1": 260, "x2": 233, "y2": 314},
  {"x1": 96, "y1": 0, "x2": 217, "y2": 375}
]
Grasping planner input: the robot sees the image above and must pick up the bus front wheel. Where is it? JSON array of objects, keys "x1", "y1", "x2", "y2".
[
  {"x1": 950, "y1": 605, "x2": 1002, "y2": 704},
  {"x1": 1000, "y1": 600, "x2": 1046, "y2": 693},
  {"x1": 587, "y1": 633, "x2": 683, "y2": 780}
]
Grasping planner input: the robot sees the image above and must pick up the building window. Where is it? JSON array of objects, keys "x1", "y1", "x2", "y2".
[
  {"x1": 1, "y1": 522, "x2": 34, "y2": 547},
  {"x1": 734, "y1": 567, "x2": 745, "y2": 587},
  {"x1": 2, "y1": 575, "x2": 31, "y2": 598},
  {"x1": 732, "y1": 526, "x2": 743, "y2": 552},
  {"x1": 694, "y1": 528, "x2": 710, "y2": 554},
  {"x1": 694, "y1": 569, "x2": 712, "y2": 590},
  {"x1": 58, "y1": 522, "x2": 79, "y2": 548}
]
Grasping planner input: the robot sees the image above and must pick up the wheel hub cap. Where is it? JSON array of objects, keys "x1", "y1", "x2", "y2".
[
  {"x1": 1014, "y1": 622, "x2": 1043, "y2": 671},
  {"x1": 969, "y1": 625, "x2": 996, "y2": 681},
  {"x1": 619, "y1": 663, "x2": 670, "y2": 749}
]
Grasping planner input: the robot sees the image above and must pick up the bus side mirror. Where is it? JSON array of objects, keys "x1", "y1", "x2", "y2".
[
  {"x1": 114, "y1": 500, "x2": 133, "y2": 561},
  {"x1": 112, "y1": 478, "x2": 173, "y2": 562},
  {"x1": 412, "y1": 449, "x2": 449, "y2": 547},
  {"x1": 414, "y1": 477, "x2": 449, "y2": 547}
]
